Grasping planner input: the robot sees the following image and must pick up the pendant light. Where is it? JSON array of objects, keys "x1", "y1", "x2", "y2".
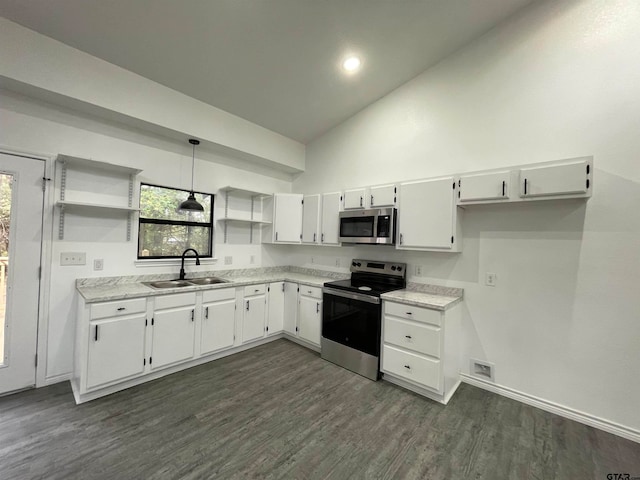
[{"x1": 178, "y1": 138, "x2": 204, "y2": 212}]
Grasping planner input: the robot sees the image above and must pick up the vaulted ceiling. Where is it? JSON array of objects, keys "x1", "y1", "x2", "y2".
[{"x1": 0, "y1": 0, "x2": 535, "y2": 143}]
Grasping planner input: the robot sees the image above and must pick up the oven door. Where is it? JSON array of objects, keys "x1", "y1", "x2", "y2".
[{"x1": 322, "y1": 288, "x2": 381, "y2": 356}]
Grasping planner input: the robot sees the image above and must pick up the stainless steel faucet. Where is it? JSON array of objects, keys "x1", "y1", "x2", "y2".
[{"x1": 179, "y1": 248, "x2": 200, "y2": 280}]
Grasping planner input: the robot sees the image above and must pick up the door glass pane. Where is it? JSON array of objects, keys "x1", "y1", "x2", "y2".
[{"x1": 0, "y1": 173, "x2": 12, "y2": 365}]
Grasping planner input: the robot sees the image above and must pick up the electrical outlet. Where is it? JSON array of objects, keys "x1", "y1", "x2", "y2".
[
  {"x1": 250, "y1": 255, "x2": 255, "y2": 264},
  {"x1": 224, "y1": 256, "x2": 233, "y2": 265},
  {"x1": 311, "y1": 256, "x2": 315, "y2": 264},
  {"x1": 485, "y1": 272, "x2": 497, "y2": 286},
  {"x1": 60, "y1": 252, "x2": 86, "y2": 266},
  {"x1": 93, "y1": 259, "x2": 104, "y2": 271},
  {"x1": 415, "y1": 265, "x2": 423, "y2": 276},
  {"x1": 335, "y1": 258, "x2": 341, "y2": 267}
]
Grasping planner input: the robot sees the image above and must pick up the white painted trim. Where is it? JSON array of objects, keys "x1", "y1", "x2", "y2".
[
  {"x1": 134, "y1": 257, "x2": 219, "y2": 267},
  {"x1": 282, "y1": 333, "x2": 320, "y2": 353},
  {"x1": 0, "y1": 146, "x2": 55, "y2": 389},
  {"x1": 460, "y1": 374, "x2": 640, "y2": 444},
  {"x1": 43, "y1": 372, "x2": 72, "y2": 386}
]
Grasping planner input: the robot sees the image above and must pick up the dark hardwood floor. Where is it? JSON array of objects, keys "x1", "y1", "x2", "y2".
[{"x1": 1, "y1": 339, "x2": 639, "y2": 479}]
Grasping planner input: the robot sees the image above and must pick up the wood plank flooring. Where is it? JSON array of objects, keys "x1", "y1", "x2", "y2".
[{"x1": 1, "y1": 339, "x2": 639, "y2": 479}]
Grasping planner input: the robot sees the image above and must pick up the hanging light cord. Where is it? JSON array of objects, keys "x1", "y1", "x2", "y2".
[{"x1": 191, "y1": 141, "x2": 196, "y2": 191}]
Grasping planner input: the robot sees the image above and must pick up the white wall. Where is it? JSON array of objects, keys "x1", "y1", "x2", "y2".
[
  {"x1": 0, "y1": 90, "x2": 293, "y2": 381},
  {"x1": 294, "y1": 0, "x2": 640, "y2": 434}
]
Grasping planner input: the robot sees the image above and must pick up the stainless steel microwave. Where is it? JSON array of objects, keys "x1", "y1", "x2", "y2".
[{"x1": 339, "y1": 208, "x2": 396, "y2": 245}]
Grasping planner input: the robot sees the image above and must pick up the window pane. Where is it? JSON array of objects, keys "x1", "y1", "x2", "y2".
[
  {"x1": 138, "y1": 223, "x2": 212, "y2": 257},
  {"x1": 140, "y1": 185, "x2": 211, "y2": 223}
]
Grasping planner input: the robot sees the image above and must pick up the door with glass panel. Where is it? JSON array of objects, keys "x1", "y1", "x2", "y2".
[{"x1": 0, "y1": 153, "x2": 45, "y2": 395}]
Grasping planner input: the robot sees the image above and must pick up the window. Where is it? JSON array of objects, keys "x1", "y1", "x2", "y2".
[{"x1": 138, "y1": 183, "x2": 213, "y2": 259}]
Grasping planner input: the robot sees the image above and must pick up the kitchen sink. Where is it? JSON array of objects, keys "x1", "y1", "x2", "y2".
[
  {"x1": 144, "y1": 277, "x2": 228, "y2": 289},
  {"x1": 186, "y1": 277, "x2": 228, "y2": 285},
  {"x1": 143, "y1": 280, "x2": 194, "y2": 289}
]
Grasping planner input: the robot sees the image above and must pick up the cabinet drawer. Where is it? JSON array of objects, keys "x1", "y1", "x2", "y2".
[
  {"x1": 384, "y1": 317, "x2": 441, "y2": 358},
  {"x1": 91, "y1": 298, "x2": 147, "y2": 320},
  {"x1": 155, "y1": 292, "x2": 196, "y2": 310},
  {"x1": 300, "y1": 285, "x2": 322, "y2": 299},
  {"x1": 384, "y1": 301, "x2": 441, "y2": 327},
  {"x1": 382, "y1": 345, "x2": 441, "y2": 392},
  {"x1": 244, "y1": 284, "x2": 266, "y2": 296},
  {"x1": 202, "y1": 287, "x2": 236, "y2": 303}
]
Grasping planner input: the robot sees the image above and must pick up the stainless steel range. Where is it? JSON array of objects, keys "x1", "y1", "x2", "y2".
[{"x1": 321, "y1": 259, "x2": 406, "y2": 380}]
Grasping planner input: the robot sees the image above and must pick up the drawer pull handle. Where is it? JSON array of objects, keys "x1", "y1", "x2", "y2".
[
  {"x1": 246, "y1": 301, "x2": 250, "y2": 311},
  {"x1": 117, "y1": 307, "x2": 126, "y2": 311},
  {"x1": 308, "y1": 290, "x2": 312, "y2": 294},
  {"x1": 316, "y1": 302, "x2": 320, "y2": 313},
  {"x1": 205, "y1": 306, "x2": 209, "y2": 319},
  {"x1": 405, "y1": 335, "x2": 412, "y2": 339},
  {"x1": 94, "y1": 325, "x2": 99, "y2": 341},
  {"x1": 406, "y1": 312, "x2": 412, "y2": 315},
  {"x1": 191, "y1": 309, "x2": 194, "y2": 322},
  {"x1": 404, "y1": 365, "x2": 411, "y2": 370}
]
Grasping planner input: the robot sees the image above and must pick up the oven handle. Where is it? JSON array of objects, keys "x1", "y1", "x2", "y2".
[{"x1": 323, "y1": 287, "x2": 380, "y2": 305}]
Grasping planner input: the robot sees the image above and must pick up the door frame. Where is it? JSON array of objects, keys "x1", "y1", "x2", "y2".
[{"x1": 0, "y1": 145, "x2": 55, "y2": 388}]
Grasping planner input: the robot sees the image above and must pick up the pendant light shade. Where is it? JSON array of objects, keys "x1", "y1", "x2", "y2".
[{"x1": 178, "y1": 139, "x2": 204, "y2": 212}]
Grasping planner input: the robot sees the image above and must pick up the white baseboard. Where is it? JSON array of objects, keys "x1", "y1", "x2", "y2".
[
  {"x1": 460, "y1": 373, "x2": 640, "y2": 444},
  {"x1": 43, "y1": 372, "x2": 72, "y2": 386}
]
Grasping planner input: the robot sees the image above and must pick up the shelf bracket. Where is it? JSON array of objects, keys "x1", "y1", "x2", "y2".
[{"x1": 58, "y1": 205, "x2": 65, "y2": 240}]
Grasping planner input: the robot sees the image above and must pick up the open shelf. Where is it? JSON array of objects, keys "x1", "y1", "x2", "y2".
[{"x1": 56, "y1": 200, "x2": 140, "y2": 213}]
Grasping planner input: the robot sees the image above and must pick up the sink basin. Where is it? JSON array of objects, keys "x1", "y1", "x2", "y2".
[
  {"x1": 186, "y1": 277, "x2": 228, "y2": 285},
  {"x1": 144, "y1": 280, "x2": 193, "y2": 289}
]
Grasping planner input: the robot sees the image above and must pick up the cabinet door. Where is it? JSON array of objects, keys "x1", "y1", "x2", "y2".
[
  {"x1": 201, "y1": 298, "x2": 236, "y2": 355},
  {"x1": 242, "y1": 294, "x2": 266, "y2": 343},
  {"x1": 273, "y1": 194, "x2": 303, "y2": 243},
  {"x1": 343, "y1": 188, "x2": 366, "y2": 209},
  {"x1": 458, "y1": 171, "x2": 510, "y2": 203},
  {"x1": 151, "y1": 305, "x2": 196, "y2": 370},
  {"x1": 267, "y1": 282, "x2": 285, "y2": 335},
  {"x1": 283, "y1": 282, "x2": 299, "y2": 335},
  {"x1": 519, "y1": 159, "x2": 590, "y2": 198},
  {"x1": 86, "y1": 314, "x2": 146, "y2": 390},
  {"x1": 398, "y1": 177, "x2": 456, "y2": 250},
  {"x1": 302, "y1": 194, "x2": 321, "y2": 244},
  {"x1": 298, "y1": 296, "x2": 322, "y2": 346},
  {"x1": 370, "y1": 184, "x2": 397, "y2": 207},
  {"x1": 321, "y1": 192, "x2": 341, "y2": 245}
]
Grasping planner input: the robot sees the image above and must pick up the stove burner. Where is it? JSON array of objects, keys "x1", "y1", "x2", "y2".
[{"x1": 358, "y1": 286, "x2": 372, "y2": 291}]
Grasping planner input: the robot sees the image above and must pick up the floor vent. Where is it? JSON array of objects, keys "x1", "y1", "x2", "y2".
[{"x1": 470, "y1": 359, "x2": 495, "y2": 382}]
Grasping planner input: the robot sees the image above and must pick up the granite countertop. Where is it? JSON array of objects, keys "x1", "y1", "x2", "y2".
[
  {"x1": 77, "y1": 267, "x2": 464, "y2": 310},
  {"x1": 76, "y1": 267, "x2": 348, "y2": 303},
  {"x1": 381, "y1": 283, "x2": 463, "y2": 311}
]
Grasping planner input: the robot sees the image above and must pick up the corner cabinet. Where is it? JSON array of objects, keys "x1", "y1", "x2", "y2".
[
  {"x1": 381, "y1": 300, "x2": 462, "y2": 405},
  {"x1": 397, "y1": 177, "x2": 462, "y2": 252},
  {"x1": 55, "y1": 154, "x2": 142, "y2": 241},
  {"x1": 263, "y1": 193, "x2": 303, "y2": 243}
]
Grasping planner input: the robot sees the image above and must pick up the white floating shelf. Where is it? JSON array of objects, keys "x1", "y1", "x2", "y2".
[
  {"x1": 218, "y1": 216, "x2": 271, "y2": 225},
  {"x1": 218, "y1": 186, "x2": 272, "y2": 197},
  {"x1": 56, "y1": 200, "x2": 140, "y2": 213}
]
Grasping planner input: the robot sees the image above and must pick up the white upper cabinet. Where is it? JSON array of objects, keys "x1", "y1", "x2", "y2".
[
  {"x1": 264, "y1": 193, "x2": 303, "y2": 243},
  {"x1": 343, "y1": 188, "x2": 367, "y2": 209},
  {"x1": 321, "y1": 192, "x2": 341, "y2": 245},
  {"x1": 519, "y1": 158, "x2": 591, "y2": 199},
  {"x1": 458, "y1": 171, "x2": 510, "y2": 203},
  {"x1": 301, "y1": 194, "x2": 321, "y2": 244},
  {"x1": 398, "y1": 177, "x2": 461, "y2": 252},
  {"x1": 370, "y1": 184, "x2": 397, "y2": 207}
]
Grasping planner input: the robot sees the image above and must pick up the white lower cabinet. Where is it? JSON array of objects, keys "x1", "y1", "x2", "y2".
[
  {"x1": 86, "y1": 314, "x2": 147, "y2": 390},
  {"x1": 201, "y1": 288, "x2": 237, "y2": 355},
  {"x1": 283, "y1": 282, "x2": 299, "y2": 335},
  {"x1": 381, "y1": 300, "x2": 461, "y2": 404},
  {"x1": 151, "y1": 292, "x2": 197, "y2": 370},
  {"x1": 242, "y1": 284, "x2": 267, "y2": 343},
  {"x1": 267, "y1": 282, "x2": 285, "y2": 335},
  {"x1": 298, "y1": 286, "x2": 323, "y2": 347}
]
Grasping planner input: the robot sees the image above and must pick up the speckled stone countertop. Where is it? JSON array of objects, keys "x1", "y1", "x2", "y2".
[
  {"x1": 381, "y1": 283, "x2": 463, "y2": 311},
  {"x1": 76, "y1": 267, "x2": 349, "y2": 303}
]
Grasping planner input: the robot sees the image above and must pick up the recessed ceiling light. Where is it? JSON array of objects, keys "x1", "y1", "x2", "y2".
[{"x1": 342, "y1": 56, "x2": 361, "y2": 72}]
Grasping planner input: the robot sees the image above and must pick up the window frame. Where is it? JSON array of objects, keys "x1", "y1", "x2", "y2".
[{"x1": 137, "y1": 182, "x2": 214, "y2": 260}]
